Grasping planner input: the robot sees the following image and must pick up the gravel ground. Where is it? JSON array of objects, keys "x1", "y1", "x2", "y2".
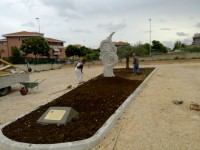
[{"x1": 0, "y1": 60, "x2": 200, "y2": 150}]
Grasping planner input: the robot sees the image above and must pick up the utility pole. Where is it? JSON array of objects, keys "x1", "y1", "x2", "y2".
[
  {"x1": 35, "y1": 18, "x2": 40, "y2": 33},
  {"x1": 149, "y1": 18, "x2": 151, "y2": 56}
]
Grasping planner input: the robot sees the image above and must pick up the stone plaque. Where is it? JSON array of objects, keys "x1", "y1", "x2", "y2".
[
  {"x1": 37, "y1": 107, "x2": 78, "y2": 125},
  {"x1": 44, "y1": 109, "x2": 66, "y2": 121}
]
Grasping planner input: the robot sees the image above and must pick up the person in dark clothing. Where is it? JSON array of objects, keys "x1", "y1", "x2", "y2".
[{"x1": 133, "y1": 54, "x2": 139, "y2": 75}]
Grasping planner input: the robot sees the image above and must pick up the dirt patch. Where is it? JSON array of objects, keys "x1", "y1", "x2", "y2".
[{"x1": 2, "y1": 68, "x2": 154, "y2": 144}]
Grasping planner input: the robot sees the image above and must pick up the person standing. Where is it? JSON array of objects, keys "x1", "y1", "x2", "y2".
[
  {"x1": 133, "y1": 54, "x2": 139, "y2": 75},
  {"x1": 75, "y1": 60, "x2": 85, "y2": 84}
]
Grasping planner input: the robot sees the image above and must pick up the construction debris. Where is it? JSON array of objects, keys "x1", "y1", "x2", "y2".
[
  {"x1": 0, "y1": 58, "x2": 27, "y2": 76},
  {"x1": 172, "y1": 100, "x2": 183, "y2": 105},
  {"x1": 0, "y1": 59, "x2": 29, "y2": 96},
  {"x1": 190, "y1": 103, "x2": 200, "y2": 111}
]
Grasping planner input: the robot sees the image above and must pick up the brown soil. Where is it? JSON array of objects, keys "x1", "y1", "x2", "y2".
[{"x1": 2, "y1": 68, "x2": 154, "y2": 144}]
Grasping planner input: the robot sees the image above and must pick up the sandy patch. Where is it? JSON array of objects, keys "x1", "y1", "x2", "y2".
[{"x1": 0, "y1": 60, "x2": 200, "y2": 150}]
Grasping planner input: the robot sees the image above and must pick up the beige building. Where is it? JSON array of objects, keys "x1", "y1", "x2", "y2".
[{"x1": 0, "y1": 31, "x2": 65, "y2": 60}]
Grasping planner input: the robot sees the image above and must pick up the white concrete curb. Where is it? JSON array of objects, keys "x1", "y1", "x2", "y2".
[{"x1": 0, "y1": 68, "x2": 157, "y2": 150}]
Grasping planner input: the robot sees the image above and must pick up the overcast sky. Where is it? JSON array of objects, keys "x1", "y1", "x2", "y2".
[{"x1": 0, "y1": 0, "x2": 200, "y2": 49}]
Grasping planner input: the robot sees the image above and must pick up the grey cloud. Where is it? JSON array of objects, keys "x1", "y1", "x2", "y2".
[
  {"x1": 159, "y1": 19, "x2": 166, "y2": 23},
  {"x1": 38, "y1": 0, "x2": 126, "y2": 20},
  {"x1": 28, "y1": 0, "x2": 200, "y2": 21},
  {"x1": 98, "y1": 22, "x2": 127, "y2": 32},
  {"x1": 70, "y1": 29, "x2": 91, "y2": 34},
  {"x1": 21, "y1": 22, "x2": 35, "y2": 27},
  {"x1": 196, "y1": 23, "x2": 200, "y2": 28},
  {"x1": 160, "y1": 28, "x2": 171, "y2": 30},
  {"x1": 39, "y1": 0, "x2": 76, "y2": 10},
  {"x1": 176, "y1": 32, "x2": 188, "y2": 36},
  {"x1": 162, "y1": 39, "x2": 192, "y2": 48},
  {"x1": 37, "y1": 0, "x2": 148, "y2": 20},
  {"x1": 37, "y1": 0, "x2": 82, "y2": 20},
  {"x1": 59, "y1": 9, "x2": 82, "y2": 20},
  {"x1": 189, "y1": 16, "x2": 194, "y2": 20},
  {"x1": 1, "y1": 1, "x2": 14, "y2": 8},
  {"x1": 182, "y1": 39, "x2": 192, "y2": 45},
  {"x1": 162, "y1": 41, "x2": 174, "y2": 49},
  {"x1": 20, "y1": 0, "x2": 39, "y2": 10}
]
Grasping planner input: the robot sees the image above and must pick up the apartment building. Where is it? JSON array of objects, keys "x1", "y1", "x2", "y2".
[
  {"x1": 0, "y1": 39, "x2": 7, "y2": 58},
  {"x1": 45, "y1": 37, "x2": 65, "y2": 60},
  {"x1": 113, "y1": 41, "x2": 130, "y2": 47},
  {"x1": 0, "y1": 31, "x2": 65, "y2": 60},
  {"x1": 193, "y1": 33, "x2": 200, "y2": 46}
]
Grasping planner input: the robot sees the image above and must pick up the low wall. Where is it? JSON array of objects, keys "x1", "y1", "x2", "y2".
[
  {"x1": 139, "y1": 52, "x2": 200, "y2": 61},
  {"x1": 82, "y1": 52, "x2": 200, "y2": 65},
  {"x1": 16, "y1": 64, "x2": 62, "y2": 72}
]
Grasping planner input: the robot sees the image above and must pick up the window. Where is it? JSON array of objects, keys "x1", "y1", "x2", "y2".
[{"x1": 19, "y1": 37, "x2": 21, "y2": 41}]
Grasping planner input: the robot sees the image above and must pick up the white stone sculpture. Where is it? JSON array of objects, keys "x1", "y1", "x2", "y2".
[{"x1": 99, "y1": 32, "x2": 118, "y2": 77}]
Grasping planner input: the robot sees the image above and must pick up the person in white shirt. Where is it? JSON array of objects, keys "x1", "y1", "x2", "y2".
[{"x1": 74, "y1": 60, "x2": 85, "y2": 84}]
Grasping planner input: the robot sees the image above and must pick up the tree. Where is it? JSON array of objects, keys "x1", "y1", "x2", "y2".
[
  {"x1": 133, "y1": 43, "x2": 149, "y2": 56},
  {"x1": 85, "y1": 49, "x2": 100, "y2": 61},
  {"x1": 80, "y1": 46, "x2": 91, "y2": 57},
  {"x1": 20, "y1": 36, "x2": 50, "y2": 58},
  {"x1": 152, "y1": 40, "x2": 168, "y2": 53},
  {"x1": 10, "y1": 46, "x2": 23, "y2": 64},
  {"x1": 117, "y1": 45, "x2": 135, "y2": 69},
  {"x1": 11, "y1": 46, "x2": 22, "y2": 58},
  {"x1": 180, "y1": 45, "x2": 200, "y2": 52},
  {"x1": 173, "y1": 41, "x2": 186, "y2": 50},
  {"x1": 65, "y1": 45, "x2": 81, "y2": 61}
]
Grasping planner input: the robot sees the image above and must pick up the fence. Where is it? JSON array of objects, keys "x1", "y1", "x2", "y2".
[
  {"x1": 2, "y1": 57, "x2": 62, "y2": 72},
  {"x1": 3, "y1": 57, "x2": 65, "y2": 64},
  {"x1": 16, "y1": 63, "x2": 62, "y2": 72}
]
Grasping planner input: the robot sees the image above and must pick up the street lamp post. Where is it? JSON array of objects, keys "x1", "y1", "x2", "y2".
[
  {"x1": 35, "y1": 18, "x2": 40, "y2": 33},
  {"x1": 149, "y1": 19, "x2": 151, "y2": 56}
]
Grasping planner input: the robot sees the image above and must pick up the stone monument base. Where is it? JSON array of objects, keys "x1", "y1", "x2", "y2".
[{"x1": 37, "y1": 107, "x2": 78, "y2": 125}]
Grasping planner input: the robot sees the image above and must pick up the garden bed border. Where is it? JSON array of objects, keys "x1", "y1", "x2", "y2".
[{"x1": 0, "y1": 68, "x2": 157, "y2": 150}]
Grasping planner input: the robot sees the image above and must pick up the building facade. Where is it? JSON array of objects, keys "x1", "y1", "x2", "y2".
[
  {"x1": 193, "y1": 33, "x2": 200, "y2": 46},
  {"x1": 0, "y1": 39, "x2": 7, "y2": 58},
  {"x1": 45, "y1": 38, "x2": 65, "y2": 60},
  {"x1": 113, "y1": 41, "x2": 130, "y2": 47},
  {"x1": 1, "y1": 31, "x2": 65, "y2": 60}
]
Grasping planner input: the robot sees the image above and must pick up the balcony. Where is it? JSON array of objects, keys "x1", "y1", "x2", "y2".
[
  {"x1": 49, "y1": 45, "x2": 64, "y2": 49},
  {"x1": 53, "y1": 48, "x2": 60, "y2": 55}
]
